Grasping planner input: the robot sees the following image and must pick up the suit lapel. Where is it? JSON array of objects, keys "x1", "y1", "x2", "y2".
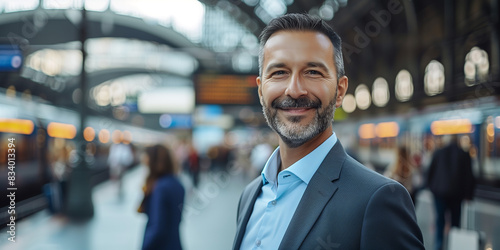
[
  {"x1": 233, "y1": 177, "x2": 263, "y2": 249},
  {"x1": 279, "y1": 142, "x2": 346, "y2": 250}
]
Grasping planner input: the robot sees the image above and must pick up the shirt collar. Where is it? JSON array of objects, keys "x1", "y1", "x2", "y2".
[{"x1": 261, "y1": 132, "x2": 338, "y2": 186}]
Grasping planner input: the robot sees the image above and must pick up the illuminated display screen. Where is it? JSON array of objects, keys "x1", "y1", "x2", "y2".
[{"x1": 195, "y1": 74, "x2": 260, "y2": 105}]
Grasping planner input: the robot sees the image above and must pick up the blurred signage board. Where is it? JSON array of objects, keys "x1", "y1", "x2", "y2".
[
  {"x1": 138, "y1": 86, "x2": 195, "y2": 114},
  {"x1": 0, "y1": 45, "x2": 23, "y2": 72},
  {"x1": 159, "y1": 114, "x2": 193, "y2": 129},
  {"x1": 195, "y1": 74, "x2": 259, "y2": 105}
]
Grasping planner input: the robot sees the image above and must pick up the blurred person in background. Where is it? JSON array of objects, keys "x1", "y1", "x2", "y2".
[
  {"x1": 410, "y1": 135, "x2": 436, "y2": 207},
  {"x1": 185, "y1": 142, "x2": 200, "y2": 188},
  {"x1": 233, "y1": 13, "x2": 424, "y2": 250},
  {"x1": 421, "y1": 134, "x2": 436, "y2": 169},
  {"x1": 45, "y1": 139, "x2": 74, "y2": 214},
  {"x1": 384, "y1": 146, "x2": 417, "y2": 203},
  {"x1": 250, "y1": 135, "x2": 274, "y2": 178},
  {"x1": 207, "y1": 143, "x2": 232, "y2": 171},
  {"x1": 107, "y1": 136, "x2": 133, "y2": 199},
  {"x1": 426, "y1": 134, "x2": 476, "y2": 250},
  {"x1": 138, "y1": 144, "x2": 185, "y2": 250}
]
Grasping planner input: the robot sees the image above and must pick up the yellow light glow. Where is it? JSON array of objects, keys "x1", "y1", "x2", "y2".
[
  {"x1": 6, "y1": 86, "x2": 16, "y2": 98},
  {"x1": 486, "y1": 123, "x2": 494, "y2": 138},
  {"x1": 112, "y1": 130, "x2": 123, "y2": 144},
  {"x1": 376, "y1": 122, "x2": 400, "y2": 138},
  {"x1": 431, "y1": 119, "x2": 472, "y2": 135},
  {"x1": 0, "y1": 119, "x2": 35, "y2": 135},
  {"x1": 47, "y1": 122, "x2": 76, "y2": 139},
  {"x1": 99, "y1": 129, "x2": 110, "y2": 143},
  {"x1": 122, "y1": 130, "x2": 132, "y2": 144},
  {"x1": 359, "y1": 123, "x2": 375, "y2": 139},
  {"x1": 83, "y1": 127, "x2": 96, "y2": 142}
]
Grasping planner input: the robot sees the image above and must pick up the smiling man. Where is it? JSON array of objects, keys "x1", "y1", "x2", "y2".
[{"x1": 233, "y1": 14, "x2": 424, "y2": 250}]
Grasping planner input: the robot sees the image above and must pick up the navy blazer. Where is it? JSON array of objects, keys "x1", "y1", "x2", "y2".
[
  {"x1": 233, "y1": 141, "x2": 424, "y2": 250},
  {"x1": 142, "y1": 175, "x2": 184, "y2": 250}
]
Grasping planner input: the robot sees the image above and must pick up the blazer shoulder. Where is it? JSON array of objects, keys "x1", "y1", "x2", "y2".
[
  {"x1": 339, "y1": 155, "x2": 409, "y2": 198},
  {"x1": 243, "y1": 176, "x2": 262, "y2": 193},
  {"x1": 239, "y1": 177, "x2": 262, "y2": 206},
  {"x1": 319, "y1": 141, "x2": 396, "y2": 192}
]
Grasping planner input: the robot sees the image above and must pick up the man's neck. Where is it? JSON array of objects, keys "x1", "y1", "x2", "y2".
[{"x1": 278, "y1": 127, "x2": 333, "y2": 171}]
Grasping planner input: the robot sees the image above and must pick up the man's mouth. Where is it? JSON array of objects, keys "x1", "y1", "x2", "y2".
[
  {"x1": 280, "y1": 107, "x2": 313, "y2": 114},
  {"x1": 272, "y1": 97, "x2": 321, "y2": 110}
]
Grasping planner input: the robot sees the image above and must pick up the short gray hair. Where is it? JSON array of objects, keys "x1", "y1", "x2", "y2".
[{"x1": 258, "y1": 13, "x2": 345, "y2": 79}]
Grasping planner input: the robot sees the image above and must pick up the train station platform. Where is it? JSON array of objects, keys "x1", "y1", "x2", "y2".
[{"x1": 1, "y1": 165, "x2": 499, "y2": 250}]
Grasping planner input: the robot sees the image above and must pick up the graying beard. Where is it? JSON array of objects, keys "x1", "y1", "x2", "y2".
[{"x1": 263, "y1": 99, "x2": 336, "y2": 148}]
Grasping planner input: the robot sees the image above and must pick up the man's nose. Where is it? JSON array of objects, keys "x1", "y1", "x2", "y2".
[{"x1": 284, "y1": 74, "x2": 307, "y2": 99}]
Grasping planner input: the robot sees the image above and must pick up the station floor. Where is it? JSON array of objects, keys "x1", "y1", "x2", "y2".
[{"x1": 1, "y1": 165, "x2": 499, "y2": 250}]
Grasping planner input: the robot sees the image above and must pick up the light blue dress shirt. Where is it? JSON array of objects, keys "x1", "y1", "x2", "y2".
[{"x1": 240, "y1": 133, "x2": 338, "y2": 250}]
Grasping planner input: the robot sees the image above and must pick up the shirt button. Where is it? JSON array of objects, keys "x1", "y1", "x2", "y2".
[
  {"x1": 256, "y1": 240, "x2": 261, "y2": 246},
  {"x1": 271, "y1": 200, "x2": 277, "y2": 205}
]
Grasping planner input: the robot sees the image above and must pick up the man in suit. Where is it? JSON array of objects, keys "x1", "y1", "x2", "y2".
[{"x1": 233, "y1": 13, "x2": 424, "y2": 250}]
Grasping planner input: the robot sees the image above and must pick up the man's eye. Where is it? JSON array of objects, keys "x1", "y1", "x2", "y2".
[
  {"x1": 272, "y1": 70, "x2": 287, "y2": 76},
  {"x1": 307, "y1": 70, "x2": 322, "y2": 75}
]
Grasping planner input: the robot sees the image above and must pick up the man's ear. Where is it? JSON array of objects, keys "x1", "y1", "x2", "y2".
[
  {"x1": 256, "y1": 76, "x2": 263, "y2": 105},
  {"x1": 335, "y1": 76, "x2": 348, "y2": 108}
]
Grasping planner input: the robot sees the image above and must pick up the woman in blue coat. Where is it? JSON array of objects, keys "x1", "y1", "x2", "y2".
[{"x1": 139, "y1": 144, "x2": 185, "y2": 250}]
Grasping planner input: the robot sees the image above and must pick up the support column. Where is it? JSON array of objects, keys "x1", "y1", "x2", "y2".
[
  {"x1": 444, "y1": 0, "x2": 456, "y2": 101},
  {"x1": 65, "y1": 6, "x2": 94, "y2": 220},
  {"x1": 491, "y1": 0, "x2": 499, "y2": 85}
]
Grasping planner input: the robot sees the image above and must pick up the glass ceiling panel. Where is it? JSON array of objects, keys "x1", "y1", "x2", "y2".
[
  {"x1": 0, "y1": 0, "x2": 257, "y2": 54},
  {"x1": 0, "y1": 0, "x2": 259, "y2": 69},
  {"x1": 203, "y1": 6, "x2": 258, "y2": 53},
  {"x1": 109, "y1": 0, "x2": 205, "y2": 43},
  {"x1": 0, "y1": 0, "x2": 205, "y2": 44},
  {"x1": 1, "y1": 0, "x2": 39, "y2": 12},
  {"x1": 23, "y1": 38, "x2": 198, "y2": 77}
]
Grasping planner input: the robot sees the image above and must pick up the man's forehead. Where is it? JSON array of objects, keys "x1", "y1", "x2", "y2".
[
  {"x1": 264, "y1": 30, "x2": 332, "y2": 50},
  {"x1": 261, "y1": 30, "x2": 336, "y2": 71}
]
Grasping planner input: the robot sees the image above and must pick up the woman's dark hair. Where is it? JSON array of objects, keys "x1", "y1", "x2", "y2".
[
  {"x1": 258, "y1": 13, "x2": 345, "y2": 79},
  {"x1": 394, "y1": 146, "x2": 411, "y2": 177},
  {"x1": 143, "y1": 144, "x2": 178, "y2": 195}
]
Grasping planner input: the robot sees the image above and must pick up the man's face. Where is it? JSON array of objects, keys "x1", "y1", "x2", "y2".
[{"x1": 257, "y1": 31, "x2": 348, "y2": 148}]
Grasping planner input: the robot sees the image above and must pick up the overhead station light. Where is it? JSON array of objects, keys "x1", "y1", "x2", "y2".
[
  {"x1": 83, "y1": 127, "x2": 96, "y2": 142},
  {"x1": 342, "y1": 94, "x2": 356, "y2": 113},
  {"x1": 375, "y1": 122, "x2": 399, "y2": 138},
  {"x1": 372, "y1": 77, "x2": 389, "y2": 107},
  {"x1": 355, "y1": 84, "x2": 371, "y2": 110},
  {"x1": 359, "y1": 122, "x2": 400, "y2": 139},
  {"x1": 431, "y1": 119, "x2": 473, "y2": 135},
  {"x1": 359, "y1": 123, "x2": 375, "y2": 139},
  {"x1": 395, "y1": 69, "x2": 414, "y2": 102},
  {"x1": 464, "y1": 46, "x2": 489, "y2": 86},
  {"x1": 0, "y1": 119, "x2": 35, "y2": 135},
  {"x1": 99, "y1": 129, "x2": 110, "y2": 143},
  {"x1": 47, "y1": 122, "x2": 77, "y2": 139},
  {"x1": 424, "y1": 60, "x2": 445, "y2": 96}
]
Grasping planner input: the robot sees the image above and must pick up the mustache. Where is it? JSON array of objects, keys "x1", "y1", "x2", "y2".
[{"x1": 272, "y1": 97, "x2": 321, "y2": 109}]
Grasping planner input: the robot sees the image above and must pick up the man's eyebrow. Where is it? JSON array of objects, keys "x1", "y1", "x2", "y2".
[
  {"x1": 265, "y1": 63, "x2": 286, "y2": 73},
  {"x1": 306, "y1": 62, "x2": 329, "y2": 72}
]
